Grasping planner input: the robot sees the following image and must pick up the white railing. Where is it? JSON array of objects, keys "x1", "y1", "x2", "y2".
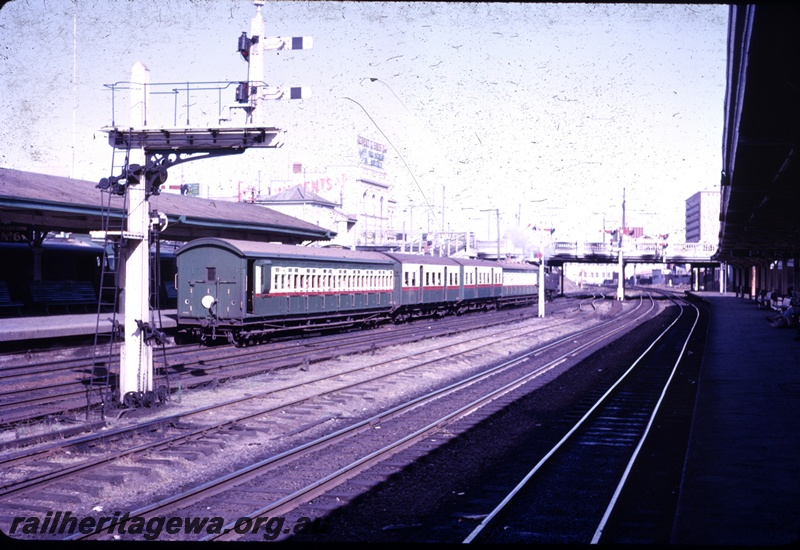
[{"x1": 549, "y1": 241, "x2": 717, "y2": 262}]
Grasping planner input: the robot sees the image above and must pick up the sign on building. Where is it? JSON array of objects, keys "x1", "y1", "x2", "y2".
[{"x1": 358, "y1": 135, "x2": 386, "y2": 170}]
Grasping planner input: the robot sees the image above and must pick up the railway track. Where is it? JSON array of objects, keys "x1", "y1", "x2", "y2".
[
  {"x1": 461, "y1": 292, "x2": 700, "y2": 544},
  {"x1": 0, "y1": 294, "x2": 610, "y2": 491},
  {"x1": 0, "y1": 293, "x2": 651, "y2": 541},
  {"x1": 0, "y1": 295, "x2": 594, "y2": 428}
]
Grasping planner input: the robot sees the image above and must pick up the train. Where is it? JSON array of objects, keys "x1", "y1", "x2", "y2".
[
  {"x1": 0, "y1": 234, "x2": 178, "y2": 316},
  {"x1": 175, "y1": 237, "x2": 560, "y2": 345}
]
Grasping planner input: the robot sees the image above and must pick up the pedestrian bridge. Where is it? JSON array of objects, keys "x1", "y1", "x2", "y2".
[
  {"x1": 391, "y1": 234, "x2": 718, "y2": 266},
  {"x1": 547, "y1": 241, "x2": 718, "y2": 265},
  {"x1": 467, "y1": 240, "x2": 718, "y2": 265}
]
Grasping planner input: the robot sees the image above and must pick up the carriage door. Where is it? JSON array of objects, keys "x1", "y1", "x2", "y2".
[
  {"x1": 251, "y1": 260, "x2": 272, "y2": 314},
  {"x1": 419, "y1": 265, "x2": 424, "y2": 302}
]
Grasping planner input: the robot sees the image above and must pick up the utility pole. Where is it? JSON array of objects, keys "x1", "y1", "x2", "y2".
[
  {"x1": 617, "y1": 187, "x2": 626, "y2": 301},
  {"x1": 538, "y1": 248, "x2": 546, "y2": 318},
  {"x1": 441, "y1": 185, "x2": 445, "y2": 232},
  {"x1": 496, "y1": 208, "x2": 500, "y2": 260}
]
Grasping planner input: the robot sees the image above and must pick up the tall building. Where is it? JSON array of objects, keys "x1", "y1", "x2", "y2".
[{"x1": 685, "y1": 191, "x2": 720, "y2": 243}]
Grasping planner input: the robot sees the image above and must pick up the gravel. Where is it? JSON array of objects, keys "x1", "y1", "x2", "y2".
[{"x1": 290, "y1": 302, "x2": 700, "y2": 543}]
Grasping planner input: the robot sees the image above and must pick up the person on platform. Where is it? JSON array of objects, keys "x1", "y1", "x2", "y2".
[{"x1": 766, "y1": 288, "x2": 799, "y2": 328}]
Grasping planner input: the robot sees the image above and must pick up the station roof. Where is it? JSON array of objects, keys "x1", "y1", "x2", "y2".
[
  {"x1": 178, "y1": 237, "x2": 394, "y2": 264},
  {"x1": 719, "y1": 5, "x2": 800, "y2": 261},
  {"x1": 262, "y1": 185, "x2": 339, "y2": 208},
  {"x1": 0, "y1": 168, "x2": 334, "y2": 244}
]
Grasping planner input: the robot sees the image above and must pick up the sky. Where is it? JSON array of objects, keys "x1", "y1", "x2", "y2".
[{"x1": 0, "y1": 1, "x2": 729, "y2": 243}]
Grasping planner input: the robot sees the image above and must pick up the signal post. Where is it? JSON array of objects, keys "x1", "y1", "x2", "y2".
[{"x1": 100, "y1": 1, "x2": 311, "y2": 406}]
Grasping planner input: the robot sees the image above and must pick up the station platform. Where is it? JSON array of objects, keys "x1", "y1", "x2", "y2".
[
  {"x1": 673, "y1": 291, "x2": 800, "y2": 544},
  {"x1": 0, "y1": 310, "x2": 177, "y2": 343}
]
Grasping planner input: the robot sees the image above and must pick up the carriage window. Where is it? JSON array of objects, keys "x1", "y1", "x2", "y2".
[
  {"x1": 207, "y1": 267, "x2": 216, "y2": 281},
  {"x1": 411, "y1": 272, "x2": 416, "y2": 286},
  {"x1": 425, "y1": 273, "x2": 430, "y2": 286}
]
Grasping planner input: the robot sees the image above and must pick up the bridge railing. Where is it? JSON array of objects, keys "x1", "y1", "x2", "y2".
[
  {"x1": 667, "y1": 242, "x2": 717, "y2": 256},
  {"x1": 550, "y1": 241, "x2": 717, "y2": 262},
  {"x1": 450, "y1": 239, "x2": 718, "y2": 262}
]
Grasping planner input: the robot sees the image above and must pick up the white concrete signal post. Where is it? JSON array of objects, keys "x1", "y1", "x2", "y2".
[
  {"x1": 103, "y1": 1, "x2": 311, "y2": 404},
  {"x1": 120, "y1": 62, "x2": 153, "y2": 399}
]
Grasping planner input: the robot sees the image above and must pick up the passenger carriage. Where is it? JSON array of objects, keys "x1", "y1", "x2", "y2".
[
  {"x1": 497, "y1": 260, "x2": 540, "y2": 306},
  {"x1": 449, "y1": 257, "x2": 504, "y2": 304},
  {"x1": 380, "y1": 253, "x2": 463, "y2": 320},
  {"x1": 176, "y1": 238, "x2": 396, "y2": 343},
  {"x1": 175, "y1": 237, "x2": 554, "y2": 345}
]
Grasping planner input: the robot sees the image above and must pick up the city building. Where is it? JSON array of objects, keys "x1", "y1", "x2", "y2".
[{"x1": 685, "y1": 190, "x2": 720, "y2": 243}]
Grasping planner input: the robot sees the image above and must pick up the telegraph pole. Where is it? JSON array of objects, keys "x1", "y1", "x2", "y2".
[
  {"x1": 617, "y1": 187, "x2": 626, "y2": 301},
  {"x1": 496, "y1": 208, "x2": 500, "y2": 260}
]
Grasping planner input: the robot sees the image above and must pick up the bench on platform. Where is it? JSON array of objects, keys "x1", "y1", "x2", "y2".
[
  {"x1": 772, "y1": 295, "x2": 791, "y2": 312},
  {"x1": 28, "y1": 280, "x2": 97, "y2": 313},
  {"x1": 757, "y1": 290, "x2": 774, "y2": 309},
  {"x1": 0, "y1": 281, "x2": 24, "y2": 315}
]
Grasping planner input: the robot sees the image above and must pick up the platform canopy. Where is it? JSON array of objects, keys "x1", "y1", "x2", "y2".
[
  {"x1": 719, "y1": 4, "x2": 800, "y2": 261},
  {"x1": 0, "y1": 167, "x2": 334, "y2": 244}
]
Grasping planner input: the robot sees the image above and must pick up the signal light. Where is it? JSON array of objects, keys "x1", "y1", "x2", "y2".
[
  {"x1": 235, "y1": 82, "x2": 249, "y2": 103},
  {"x1": 238, "y1": 32, "x2": 251, "y2": 61}
]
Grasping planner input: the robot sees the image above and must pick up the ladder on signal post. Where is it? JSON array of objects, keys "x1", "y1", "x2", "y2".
[
  {"x1": 90, "y1": 1, "x2": 311, "y2": 412},
  {"x1": 87, "y1": 137, "x2": 131, "y2": 419}
]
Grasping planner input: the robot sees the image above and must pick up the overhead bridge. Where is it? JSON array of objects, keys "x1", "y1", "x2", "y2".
[{"x1": 547, "y1": 241, "x2": 718, "y2": 266}]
